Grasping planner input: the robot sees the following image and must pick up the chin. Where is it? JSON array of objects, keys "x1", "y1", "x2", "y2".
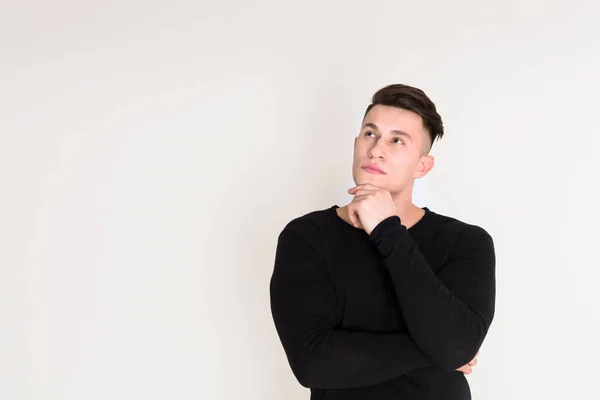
[
  {"x1": 356, "y1": 175, "x2": 387, "y2": 188},
  {"x1": 354, "y1": 168, "x2": 386, "y2": 186}
]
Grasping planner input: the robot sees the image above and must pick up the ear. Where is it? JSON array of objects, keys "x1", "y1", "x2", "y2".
[{"x1": 414, "y1": 155, "x2": 435, "y2": 179}]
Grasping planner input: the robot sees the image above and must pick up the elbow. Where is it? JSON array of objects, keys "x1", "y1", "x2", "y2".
[
  {"x1": 285, "y1": 332, "x2": 339, "y2": 389},
  {"x1": 432, "y1": 347, "x2": 480, "y2": 371},
  {"x1": 295, "y1": 374, "x2": 315, "y2": 389},
  {"x1": 430, "y1": 331, "x2": 486, "y2": 370},
  {"x1": 434, "y1": 314, "x2": 491, "y2": 370},
  {"x1": 429, "y1": 334, "x2": 487, "y2": 371},
  {"x1": 289, "y1": 355, "x2": 340, "y2": 389},
  {"x1": 290, "y1": 361, "x2": 321, "y2": 389},
  {"x1": 289, "y1": 361, "x2": 311, "y2": 388}
]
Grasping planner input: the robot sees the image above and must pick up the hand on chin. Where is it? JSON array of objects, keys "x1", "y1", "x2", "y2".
[{"x1": 345, "y1": 183, "x2": 396, "y2": 234}]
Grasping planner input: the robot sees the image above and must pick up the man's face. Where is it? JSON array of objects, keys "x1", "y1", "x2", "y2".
[{"x1": 352, "y1": 105, "x2": 434, "y2": 195}]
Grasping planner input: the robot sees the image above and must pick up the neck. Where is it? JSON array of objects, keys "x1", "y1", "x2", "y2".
[
  {"x1": 393, "y1": 201, "x2": 426, "y2": 229},
  {"x1": 388, "y1": 185, "x2": 425, "y2": 228}
]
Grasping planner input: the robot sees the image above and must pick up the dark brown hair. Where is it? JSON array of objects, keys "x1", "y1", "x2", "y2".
[{"x1": 364, "y1": 84, "x2": 444, "y2": 150}]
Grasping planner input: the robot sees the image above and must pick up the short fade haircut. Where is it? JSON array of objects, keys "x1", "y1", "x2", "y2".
[{"x1": 363, "y1": 84, "x2": 444, "y2": 152}]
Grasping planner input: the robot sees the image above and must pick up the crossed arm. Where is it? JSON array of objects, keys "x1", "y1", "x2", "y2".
[
  {"x1": 369, "y1": 216, "x2": 496, "y2": 370},
  {"x1": 269, "y1": 218, "x2": 495, "y2": 389}
]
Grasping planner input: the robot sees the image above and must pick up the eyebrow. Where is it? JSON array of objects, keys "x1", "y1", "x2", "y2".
[{"x1": 362, "y1": 122, "x2": 412, "y2": 141}]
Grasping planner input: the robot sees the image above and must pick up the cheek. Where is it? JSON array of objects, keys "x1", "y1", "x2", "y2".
[
  {"x1": 391, "y1": 156, "x2": 412, "y2": 169},
  {"x1": 389, "y1": 158, "x2": 419, "y2": 179},
  {"x1": 353, "y1": 144, "x2": 367, "y2": 162}
]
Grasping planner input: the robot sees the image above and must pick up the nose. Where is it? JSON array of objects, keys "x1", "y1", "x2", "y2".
[{"x1": 368, "y1": 138, "x2": 385, "y2": 159}]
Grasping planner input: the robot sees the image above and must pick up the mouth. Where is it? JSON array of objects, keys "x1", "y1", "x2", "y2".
[{"x1": 361, "y1": 165, "x2": 386, "y2": 175}]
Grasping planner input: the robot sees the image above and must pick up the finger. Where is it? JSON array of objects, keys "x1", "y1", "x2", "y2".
[
  {"x1": 354, "y1": 183, "x2": 380, "y2": 190},
  {"x1": 349, "y1": 195, "x2": 370, "y2": 203},
  {"x1": 460, "y1": 365, "x2": 472, "y2": 375},
  {"x1": 468, "y1": 358, "x2": 477, "y2": 366},
  {"x1": 351, "y1": 189, "x2": 377, "y2": 196},
  {"x1": 348, "y1": 184, "x2": 383, "y2": 194},
  {"x1": 349, "y1": 189, "x2": 377, "y2": 197},
  {"x1": 347, "y1": 206, "x2": 357, "y2": 226},
  {"x1": 347, "y1": 206, "x2": 360, "y2": 228}
]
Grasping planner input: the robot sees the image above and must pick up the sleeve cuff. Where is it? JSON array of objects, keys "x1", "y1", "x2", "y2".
[{"x1": 369, "y1": 216, "x2": 406, "y2": 257}]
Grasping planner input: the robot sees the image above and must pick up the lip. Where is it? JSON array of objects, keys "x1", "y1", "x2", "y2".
[{"x1": 361, "y1": 164, "x2": 386, "y2": 174}]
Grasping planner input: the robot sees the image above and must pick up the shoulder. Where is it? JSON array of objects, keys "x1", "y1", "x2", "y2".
[
  {"x1": 274, "y1": 206, "x2": 337, "y2": 264},
  {"x1": 276, "y1": 205, "x2": 338, "y2": 247},
  {"x1": 426, "y1": 209, "x2": 495, "y2": 252},
  {"x1": 280, "y1": 206, "x2": 336, "y2": 234}
]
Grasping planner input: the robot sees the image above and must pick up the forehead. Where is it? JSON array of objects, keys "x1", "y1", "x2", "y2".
[{"x1": 363, "y1": 105, "x2": 427, "y2": 143}]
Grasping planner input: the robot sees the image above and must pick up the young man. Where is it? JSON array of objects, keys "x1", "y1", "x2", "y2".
[{"x1": 269, "y1": 84, "x2": 496, "y2": 400}]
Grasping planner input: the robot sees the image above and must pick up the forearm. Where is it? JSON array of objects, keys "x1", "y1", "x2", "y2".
[
  {"x1": 387, "y1": 263, "x2": 488, "y2": 369},
  {"x1": 369, "y1": 217, "x2": 496, "y2": 369},
  {"x1": 271, "y1": 320, "x2": 432, "y2": 389}
]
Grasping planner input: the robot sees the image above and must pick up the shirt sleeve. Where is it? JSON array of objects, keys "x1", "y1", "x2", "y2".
[
  {"x1": 269, "y1": 221, "x2": 433, "y2": 389},
  {"x1": 369, "y1": 216, "x2": 496, "y2": 370}
]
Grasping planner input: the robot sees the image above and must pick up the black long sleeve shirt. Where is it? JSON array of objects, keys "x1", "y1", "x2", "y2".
[{"x1": 269, "y1": 205, "x2": 496, "y2": 400}]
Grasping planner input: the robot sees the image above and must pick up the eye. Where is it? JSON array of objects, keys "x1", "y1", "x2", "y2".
[
  {"x1": 364, "y1": 131, "x2": 375, "y2": 137},
  {"x1": 392, "y1": 137, "x2": 404, "y2": 145}
]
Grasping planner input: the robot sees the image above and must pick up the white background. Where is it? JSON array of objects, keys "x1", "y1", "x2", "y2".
[{"x1": 2, "y1": 1, "x2": 599, "y2": 399}]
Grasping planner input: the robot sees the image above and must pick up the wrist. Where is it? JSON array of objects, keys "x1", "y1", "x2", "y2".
[{"x1": 369, "y1": 215, "x2": 401, "y2": 241}]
